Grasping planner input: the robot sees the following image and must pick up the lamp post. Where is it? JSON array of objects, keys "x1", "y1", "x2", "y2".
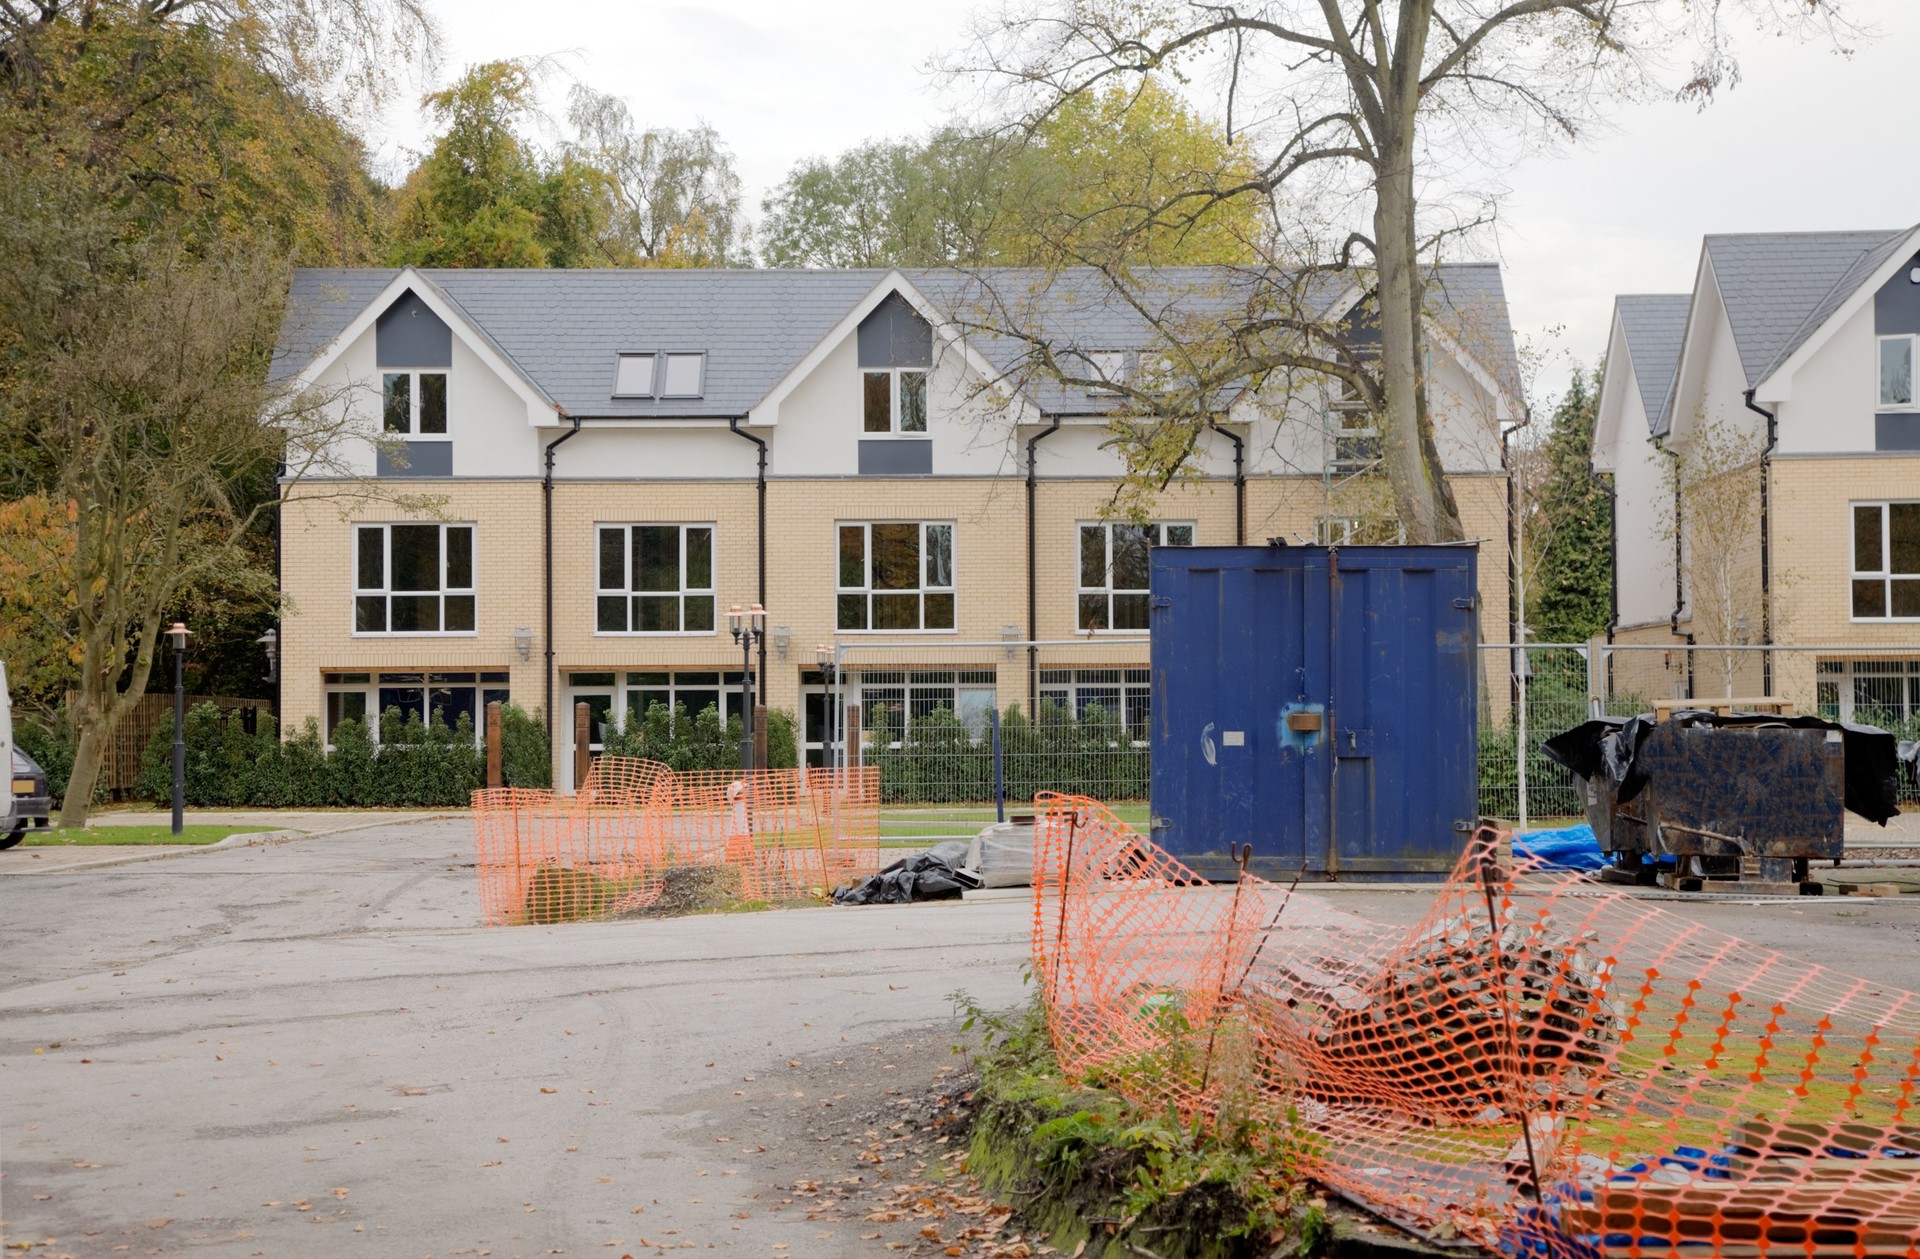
[
  {"x1": 167, "y1": 622, "x2": 191, "y2": 836},
  {"x1": 728, "y1": 604, "x2": 766, "y2": 771},
  {"x1": 815, "y1": 645, "x2": 838, "y2": 769}
]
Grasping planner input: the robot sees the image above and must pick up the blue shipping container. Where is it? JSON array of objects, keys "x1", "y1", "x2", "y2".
[{"x1": 1149, "y1": 544, "x2": 1479, "y2": 881}]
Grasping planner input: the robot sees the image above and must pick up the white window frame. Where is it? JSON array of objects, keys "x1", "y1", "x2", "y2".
[
  {"x1": 594, "y1": 523, "x2": 718, "y2": 636},
  {"x1": 352, "y1": 523, "x2": 477, "y2": 637},
  {"x1": 1037, "y1": 667, "x2": 1154, "y2": 746},
  {"x1": 848, "y1": 669, "x2": 999, "y2": 750},
  {"x1": 1816, "y1": 659, "x2": 1920, "y2": 723},
  {"x1": 1081, "y1": 350, "x2": 1129, "y2": 397},
  {"x1": 861, "y1": 367, "x2": 930, "y2": 436},
  {"x1": 321, "y1": 671, "x2": 509, "y2": 749},
  {"x1": 1878, "y1": 335, "x2": 1917, "y2": 411},
  {"x1": 612, "y1": 353, "x2": 657, "y2": 398},
  {"x1": 1076, "y1": 521, "x2": 1193, "y2": 633},
  {"x1": 1327, "y1": 399, "x2": 1380, "y2": 473},
  {"x1": 837, "y1": 521, "x2": 955, "y2": 633},
  {"x1": 1850, "y1": 500, "x2": 1920, "y2": 622},
  {"x1": 381, "y1": 368, "x2": 450, "y2": 438}
]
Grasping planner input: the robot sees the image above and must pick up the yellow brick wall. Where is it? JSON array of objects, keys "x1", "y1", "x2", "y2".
[
  {"x1": 282, "y1": 471, "x2": 1520, "y2": 781},
  {"x1": 1772, "y1": 456, "x2": 1920, "y2": 647}
]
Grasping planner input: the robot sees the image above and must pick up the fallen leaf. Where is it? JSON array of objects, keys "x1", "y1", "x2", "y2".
[
  {"x1": 539, "y1": 1087, "x2": 557, "y2": 1095},
  {"x1": 145, "y1": 1218, "x2": 171, "y2": 1229}
]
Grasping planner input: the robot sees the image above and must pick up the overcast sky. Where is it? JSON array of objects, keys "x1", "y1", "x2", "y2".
[{"x1": 368, "y1": 1, "x2": 1920, "y2": 406}]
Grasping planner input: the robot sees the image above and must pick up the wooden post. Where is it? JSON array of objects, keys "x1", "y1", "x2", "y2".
[
  {"x1": 753, "y1": 703, "x2": 769, "y2": 772},
  {"x1": 573, "y1": 701, "x2": 591, "y2": 791},
  {"x1": 486, "y1": 700, "x2": 503, "y2": 788},
  {"x1": 846, "y1": 704, "x2": 861, "y2": 769}
]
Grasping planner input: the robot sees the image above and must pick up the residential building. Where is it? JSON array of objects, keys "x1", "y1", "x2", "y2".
[
  {"x1": 270, "y1": 265, "x2": 1525, "y2": 786},
  {"x1": 1596, "y1": 227, "x2": 1920, "y2": 720}
]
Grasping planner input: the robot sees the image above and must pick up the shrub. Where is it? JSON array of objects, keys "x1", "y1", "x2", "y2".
[
  {"x1": 600, "y1": 701, "x2": 797, "y2": 773},
  {"x1": 865, "y1": 702, "x2": 1151, "y2": 805}
]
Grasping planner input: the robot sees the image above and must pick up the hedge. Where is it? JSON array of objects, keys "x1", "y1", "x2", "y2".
[
  {"x1": 600, "y1": 701, "x2": 797, "y2": 772},
  {"x1": 867, "y1": 703, "x2": 1150, "y2": 804}
]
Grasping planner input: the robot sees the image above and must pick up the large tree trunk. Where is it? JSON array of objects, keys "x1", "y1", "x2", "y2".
[{"x1": 58, "y1": 722, "x2": 108, "y2": 828}]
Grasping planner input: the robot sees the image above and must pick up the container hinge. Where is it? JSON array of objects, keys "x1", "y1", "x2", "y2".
[
  {"x1": 1149, "y1": 596, "x2": 1173, "y2": 610},
  {"x1": 1149, "y1": 815, "x2": 1171, "y2": 831},
  {"x1": 1452, "y1": 597, "x2": 1477, "y2": 610}
]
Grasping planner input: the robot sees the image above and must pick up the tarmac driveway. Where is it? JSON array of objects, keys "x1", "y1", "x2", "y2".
[{"x1": 0, "y1": 819, "x2": 1031, "y2": 1257}]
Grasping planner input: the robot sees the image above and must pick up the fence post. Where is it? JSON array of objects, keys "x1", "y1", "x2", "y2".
[
  {"x1": 1516, "y1": 645, "x2": 1529, "y2": 831},
  {"x1": 486, "y1": 700, "x2": 503, "y2": 788},
  {"x1": 992, "y1": 707, "x2": 1005, "y2": 824},
  {"x1": 573, "y1": 701, "x2": 590, "y2": 792}
]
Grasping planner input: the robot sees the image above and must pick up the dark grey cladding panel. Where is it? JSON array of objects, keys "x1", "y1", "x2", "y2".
[
  {"x1": 1876, "y1": 414, "x2": 1920, "y2": 451},
  {"x1": 856, "y1": 292, "x2": 932, "y2": 368},
  {"x1": 377, "y1": 440, "x2": 454, "y2": 477},
  {"x1": 377, "y1": 290, "x2": 453, "y2": 367},
  {"x1": 857, "y1": 439, "x2": 932, "y2": 476},
  {"x1": 1876, "y1": 253, "x2": 1920, "y2": 336}
]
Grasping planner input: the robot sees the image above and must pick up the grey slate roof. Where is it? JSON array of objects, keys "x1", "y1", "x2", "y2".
[
  {"x1": 1702, "y1": 229, "x2": 1905, "y2": 388},
  {"x1": 1612, "y1": 294, "x2": 1690, "y2": 433},
  {"x1": 274, "y1": 263, "x2": 1524, "y2": 420}
]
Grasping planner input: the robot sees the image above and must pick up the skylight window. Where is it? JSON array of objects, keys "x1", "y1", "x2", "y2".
[
  {"x1": 661, "y1": 353, "x2": 705, "y2": 399},
  {"x1": 614, "y1": 354, "x2": 656, "y2": 397},
  {"x1": 1082, "y1": 350, "x2": 1128, "y2": 396}
]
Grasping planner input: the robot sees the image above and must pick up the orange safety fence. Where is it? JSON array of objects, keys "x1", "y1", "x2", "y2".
[
  {"x1": 1031, "y1": 792, "x2": 1920, "y2": 1256},
  {"x1": 471, "y1": 758, "x2": 880, "y2": 925}
]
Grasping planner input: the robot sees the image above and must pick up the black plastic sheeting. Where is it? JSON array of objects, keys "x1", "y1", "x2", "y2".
[
  {"x1": 832, "y1": 840, "x2": 982, "y2": 906},
  {"x1": 1544, "y1": 712, "x2": 1905, "y2": 827}
]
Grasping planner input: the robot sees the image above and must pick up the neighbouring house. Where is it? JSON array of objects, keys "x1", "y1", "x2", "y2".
[
  {"x1": 269, "y1": 265, "x2": 1524, "y2": 787},
  {"x1": 1595, "y1": 226, "x2": 1920, "y2": 721}
]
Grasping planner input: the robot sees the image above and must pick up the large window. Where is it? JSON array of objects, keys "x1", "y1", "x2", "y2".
[
  {"x1": 838, "y1": 522, "x2": 954, "y2": 630},
  {"x1": 1077, "y1": 522, "x2": 1192, "y2": 631},
  {"x1": 851, "y1": 670, "x2": 997, "y2": 746},
  {"x1": 383, "y1": 370, "x2": 447, "y2": 435},
  {"x1": 1039, "y1": 668, "x2": 1152, "y2": 744},
  {"x1": 1879, "y1": 336, "x2": 1915, "y2": 410},
  {"x1": 596, "y1": 524, "x2": 715, "y2": 634},
  {"x1": 354, "y1": 524, "x2": 475, "y2": 634},
  {"x1": 863, "y1": 368, "x2": 928, "y2": 434},
  {"x1": 1852, "y1": 501, "x2": 1920, "y2": 620},
  {"x1": 565, "y1": 670, "x2": 746, "y2": 752},
  {"x1": 1328, "y1": 400, "x2": 1380, "y2": 473},
  {"x1": 322, "y1": 671, "x2": 508, "y2": 747},
  {"x1": 1817, "y1": 659, "x2": 1920, "y2": 724}
]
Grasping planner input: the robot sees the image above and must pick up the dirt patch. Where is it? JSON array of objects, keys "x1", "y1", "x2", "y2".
[{"x1": 626, "y1": 864, "x2": 749, "y2": 917}]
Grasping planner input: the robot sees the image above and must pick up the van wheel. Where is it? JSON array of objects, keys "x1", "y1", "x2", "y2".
[{"x1": 0, "y1": 827, "x2": 24, "y2": 852}]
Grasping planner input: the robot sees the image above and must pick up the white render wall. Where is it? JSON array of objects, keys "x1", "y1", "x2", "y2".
[
  {"x1": 1775, "y1": 301, "x2": 1879, "y2": 454},
  {"x1": 1596, "y1": 346, "x2": 1676, "y2": 629}
]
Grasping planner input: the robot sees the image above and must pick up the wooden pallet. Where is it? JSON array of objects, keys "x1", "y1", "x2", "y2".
[{"x1": 1650, "y1": 697, "x2": 1795, "y2": 720}]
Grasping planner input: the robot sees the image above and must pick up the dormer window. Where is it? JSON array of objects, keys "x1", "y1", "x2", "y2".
[
  {"x1": 863, "y1": 369, "x2": 927, "y2": 434},
  {"x1": 1082, "y1": 351, "x2": 1128, "y2": 397},
  {"x1": 613, "y1": 352, "x2": 705, "y2": 400},
  {"x1": 383, "y1": 371, "x2": 447, "y2": 435},
  {"x1": 1879, "y1": 336, "x2": 1915, "y2": 410}
]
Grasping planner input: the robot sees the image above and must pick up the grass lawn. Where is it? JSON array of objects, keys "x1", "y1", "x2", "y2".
[{"x1": 21, "y1": 824, "x2": 252, "y2": 847}]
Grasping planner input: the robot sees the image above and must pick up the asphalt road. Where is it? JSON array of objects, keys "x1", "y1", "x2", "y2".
[{"x1": 8, "y1": 818, "x2": 1920, "y2": 1257}]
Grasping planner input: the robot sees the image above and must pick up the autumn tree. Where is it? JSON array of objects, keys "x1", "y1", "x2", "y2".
[
  {"x1": 567, "y1": 87, "x2": 747, "y2": 266},
  {"x1": 957, "y1": 1, "x2": 1853, "y2": 542},
  {"x1": 388, "y1": 60, "x2": 608, "y2": 268},
  {"x1": 759, "y1": 79, "x2": 1260, "y2": 268},
  {"x1": 1665, "y1": 416, "x2": 1769, "y2": 696},
  {"x1": 1529, "y1": 367, "x2": 1612, "y2": 641}
]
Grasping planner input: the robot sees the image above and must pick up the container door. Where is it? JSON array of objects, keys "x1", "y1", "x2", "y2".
[
  {"x1": 1149, "y1": 546, "x2": 1329, "y2": 880},
  {"x1": 1325, "y1": 548, "x2": 1479, "y2": 877}
]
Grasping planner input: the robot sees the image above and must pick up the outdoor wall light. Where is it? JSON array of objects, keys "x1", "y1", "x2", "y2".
[
  {"x1": 1001, "y1": 622, "x2": 1021, "y2": 660},
  {"x1": 256, "y1": 627, "x2": 279, "y2": 685},
  {"x1": 772, "y1": 623, "x2": 792, "y2": 660},
  {"x1": 512, "y1": 625, "x2": 533, "y2": 661}
]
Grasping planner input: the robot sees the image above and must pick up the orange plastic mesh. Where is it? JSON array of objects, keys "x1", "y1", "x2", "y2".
[
  {"x1": 1031, "y1": 792, "x2": 1920, "y2": 1256},
  {"x1": 470, "y1": 759, "x2": 879, "y2": 924}
]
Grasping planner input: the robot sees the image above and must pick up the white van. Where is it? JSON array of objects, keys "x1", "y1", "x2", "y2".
[{"x1": 0, "y1": 662, "x2": 15, "y2": 838}]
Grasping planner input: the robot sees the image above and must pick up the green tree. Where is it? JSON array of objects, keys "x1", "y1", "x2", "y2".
[
  {"x1": 1530, "y1": 367, "x2": 1612, "y2": 642},
  {"x1": 389, "y1": 60, "x2": 606, "y2": 268},
  {"x1": 760, "y1": 80, "x2": 1259, "y2": 269}
]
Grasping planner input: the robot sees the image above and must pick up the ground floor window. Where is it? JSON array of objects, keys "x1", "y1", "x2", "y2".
[
  {"x1": 322, "y1": 671, "x2": 509, "y2": 746},
  {"x1": 1817, "y1": 659, "x2": 1920, "y2": 726},
  {"x1": 1038, "y1": 668, "x2": 1151, "y2": 743},
  {"x1": 563, "y1": 669, "x2": 747, "y2": 751},
  {"x1": 847, "y1": 669, "x2": 997, "y2": 744}
]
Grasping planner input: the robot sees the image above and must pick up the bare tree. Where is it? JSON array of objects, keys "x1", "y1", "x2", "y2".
[
  {"x1": 1664, "y1": 416, "x2": 1768, "y2": 696},
  {"x1": 567, "y1": 86, "x2": 747, "y2": 267},
  {"x1": 953, "y1": 1, "x2": 1854, "y2": 542}
]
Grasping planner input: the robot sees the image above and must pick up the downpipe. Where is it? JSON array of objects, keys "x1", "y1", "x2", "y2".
[
  {"x1": 729, "y1": 418, "x2": 770, "y2": 683},
  {"x1": 542, "y1": 414, "x2": 582, "y2": 752},
  {"x1": 1208, "y1": 419, "x2": 1245, "y2": 544},
  {"x1": 1026, "y1": 415, "x2": 1063, "y2": 709},
  {"x1": 1742, "y1": 389, "x2": 1778, "y2": 695}
]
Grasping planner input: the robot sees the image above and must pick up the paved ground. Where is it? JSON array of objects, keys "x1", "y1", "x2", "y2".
[{"x1": 7, "y1": 818, "x2": 1920, "y2": 1257}]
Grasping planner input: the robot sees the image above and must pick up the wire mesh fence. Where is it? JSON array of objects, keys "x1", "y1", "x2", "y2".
[
  {"x1": 1032, "y1": 792, "x2": 1920, "y2": 1254},
  {"x1": 824, "y1": 639, "x2": 1920, "y2": 841}
]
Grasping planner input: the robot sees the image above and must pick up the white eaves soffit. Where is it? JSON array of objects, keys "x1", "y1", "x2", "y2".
[
  {"x1": 746, "y1": 271, "x2": 1032, "y2": 427},
  {"x1": 285, "y1": 267, "x2": 560, "y2": 428},
  {"x1": 1752, "y1": 223, "x2": 1920, "y2": 404}
]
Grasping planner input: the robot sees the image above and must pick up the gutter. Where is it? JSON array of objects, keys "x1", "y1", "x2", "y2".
[
  {"x1": 1026, "y1": 414, "x2": 1064, "y2": 709},
  {"x1": 1742, "y1": 388, "x2": 1779, "y2": 694},
  {"x1": 728, "y1": 418, "x2": 769, "y2": 684},
  {"x1": 542, "y1": 414, "x2": 583, "y2": 753},
  {"x1": 1499, "y1": 407, "x2": 1532, "y2": 715},
  {"x1": 1208, "y1": 420, "x2": 1246, "y2": 544}
]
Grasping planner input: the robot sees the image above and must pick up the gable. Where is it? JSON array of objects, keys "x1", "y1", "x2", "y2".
[
  {"x1": 857, "y1": 293, "x2": 932, "y2": 368},
  {"x1": 376, "y1": 290, "x2": 452, "y2": 367}
]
